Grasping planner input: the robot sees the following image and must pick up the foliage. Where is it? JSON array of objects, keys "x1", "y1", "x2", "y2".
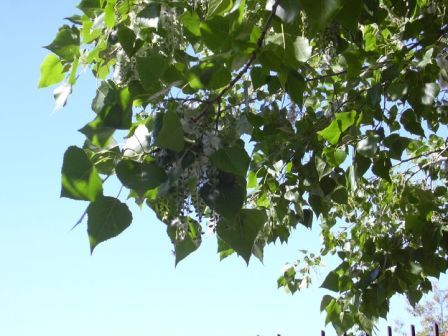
[
  {"x1": 395, "y1": 280, "x2": 448, "y2": 336},
  {"x1": 40, "y1": 0, "x2": 448, "y2": 333}
]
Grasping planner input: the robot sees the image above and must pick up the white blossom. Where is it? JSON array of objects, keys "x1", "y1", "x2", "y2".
[{"x1": 202, "y1": 132, "x2": 221, "y2": 155}]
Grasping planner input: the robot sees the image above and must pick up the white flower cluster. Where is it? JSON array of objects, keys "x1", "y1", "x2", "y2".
[
  {"x1": 113, "y1": 48, "x2": 135, "y2": 85},
  {"x1": 202, "y1": 132, "x2": 221, "y2": 156}
]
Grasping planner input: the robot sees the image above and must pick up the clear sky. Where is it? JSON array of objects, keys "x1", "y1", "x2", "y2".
[{"x1": 0, "y1": 1, "x2": 439, "y2": 336}]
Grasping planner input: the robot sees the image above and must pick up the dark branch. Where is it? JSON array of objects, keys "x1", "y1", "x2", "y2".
[{"x1": 193, "y1": 0, "x2": 282, "y2": 123}]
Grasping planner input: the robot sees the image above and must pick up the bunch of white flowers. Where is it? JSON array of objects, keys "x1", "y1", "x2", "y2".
[{"x1": 202, "y1": 132, "x2": 221, "y2": 156}]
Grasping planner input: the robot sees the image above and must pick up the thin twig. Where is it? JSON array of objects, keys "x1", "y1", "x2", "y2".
[{"x1": 392, "y1": 147, "x2": 447, "y2": 167}]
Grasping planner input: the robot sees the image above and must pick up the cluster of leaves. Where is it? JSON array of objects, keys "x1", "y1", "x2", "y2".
[
  {"x1": 395, "y1": 280, "x2": 447, "y2": 336},
  {"x1": 40, "y1": 0, "x2": 448, "y2": 333}
]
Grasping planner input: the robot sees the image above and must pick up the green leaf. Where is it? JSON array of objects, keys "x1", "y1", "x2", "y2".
[
  {"x1": 207, "y1": 0, "x2": 233, "y2": 17},
  {"x1": 104, "y1": 2, "x2": 116, "y2": 28},
  {"x1": 217, "y1": 237, "x2": 235, "y2": 260},
  {"x1": 293, "y1": 36, "x2": 312, "y2": 62},
  {"x1": 200, "y1": 17, "x2": 233, "y2": 52},
  {"x1": 299, "y1": 0, "x2": 343, "y2": 30},
  {"x1": 331, "y1": 186, "x2": 348, "y2": 204},
  {"x1": 87, "y1": 196, "x2": 133, "y2": 252},
  {"x1": 85, "y1": 146, "x2": 120, "y2": 176},
  {"x1": 372, "y1": 157, "x2": 392, "y2": 181},
  {"x1": 383, "y1": 134, "x2": 411, "y2": 160},
  {"x1": 320, "y1": 295, "x2": 334, "y2": 312},
  {"x1": 117, "y1": 25, "x2": 141, "y2": 57},
  {"x1": 285, "y1": 71, "x2": 305, "y2": 106},
  {"x1": 217, "y1": 209, "x2": 266, "y2": 264},
  {"x1": 363, "y1": 25, "x2": 377, "y2": 51},
  {"x1": 116, "y1": 160, "x2": 167, "y2": 196},
  {"x1": 156, "y1": 109, "x2": 185, "y2": 152},
  {"x1": 355, "y1": 154, "x2": 371, "y2": 177},
  {"x1": 340, "y1": 46, "x2": 364, "y2": 78},
  {"x1": 302, "y1": 209, "x2": 313, "y2": 229},
  {"x1": 79, "y1": 118, "x2": 115, "y2": 148},
  {"x1": 315, "y1": 155, "x2": 332, "y2": 180},
  {"x1": 45, "y1": 25, "x2": 80, "y2": 61},
  {"x1": 136, "y1": 54, "x2": 169, "y2": 89},
  {"x1": 167, "y1": 217, "x2": 202, "y2": 265},
  {"x1": 38, "y1": 54, "x2": 66, "y2": 88},
  {"x1": 92, "y1": 81, "x2": 132, "y2": 130},
  {"x1": 400, "y1": 109, "x2": 425, "y2": 137},
  {"x1": 321, "y1": 271, "x2": 339, "y2": 291},
  {"x1": 61, "y1": 146, "x2": 103, "y2": 201},
  {"x1": 247, "y1": 171, "x2": 257, "y2": 189},
  {"x1": 405, "y1": 214, "x2": 425, "y2": 236},
  {"x1": 318, "y1": 111, "x2": 357, "y2": 145},
  {"x1": 200, "y1": 173, "x2": 246, "y2": 220},
  {"x1": 210, "y1": 145, "x2": 250, "y2": 177},
  {"x1": 181, "y1": 11, "x2": 202, "y2": 36},
  {"x1": 323, "y1": 147, "x2": 347, "y2": 167},
  {"x1": 251, "y1": 67, "x2": 270, "y2": 90},
  {"x1": 77, "y1": 0, "x2": 101, "y2": 17},
  {"x1": 188, "y1": 63, "x2": 232, "y2": 90}
]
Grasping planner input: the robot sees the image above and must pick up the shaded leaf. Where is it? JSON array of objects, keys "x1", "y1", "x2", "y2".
[
  {"x1": 300, "y1": 0, "x2": 343, "y2": 30},
  {"x1": 136, "y1": 54, "x2": 169, "y2": 89},
  {"x1": 116, "y1": 159, "x2": 167, "y2": 196},
  {"x1": 92, "y1": 81, "x2": 132, "y2": 129},
  {"x1": 156, "y1": 109, "x2": 185, "y2": 152},
  {"x1": 217, "y1": 209, "x2": 267, "y2": 264},
  {"x1": 45, "y1": 25, "x2": 80, "y2": 61},
  {"x1": 77, "y1": 0, "x2": 101, "y2": 17},
  {"x1": 87, "y1": 196, "x2": 132, "y2": 252},
  {"x1": 372, "y1": 157, "x2": 392, "y2": 181},
  {"x1": 286, "y1": 71, "x2": 305, "y2": 106},
  {"x1": 400, "y1": 109, "x2": 425, "y2": 137},
  {"x1": 210, "y1": 145, "x2": 250, "y2": 177},
  {"x1": 167, "y1": 217, "x2": 202, "y2": 265},
  {"x1": 200, "y1": 173, "x2": 246, "y2": 220},
  {"x1": 61, "y1": 146, "x2": 103, "y2": 201},
  {"x1": 321, "y1": 271, "x2": 339, "y2": 291}
]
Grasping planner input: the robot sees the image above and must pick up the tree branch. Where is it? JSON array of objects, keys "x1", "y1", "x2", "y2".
[{"x1": 193, "y1": 0, "x2": 282, "y2": 123}]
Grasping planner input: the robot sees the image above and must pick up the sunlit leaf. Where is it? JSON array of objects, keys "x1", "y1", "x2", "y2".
[{"x1": 38, "y1": 54, "x2": 66, "y2": 88}]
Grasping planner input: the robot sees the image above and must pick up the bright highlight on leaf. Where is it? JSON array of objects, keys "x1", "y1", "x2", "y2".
[
  {"x1": 38, "y1": 54, "x2": 65, "y2": 88},
  {"x1": 317, "y1": 111, "x2": 357, "y2": 145}
]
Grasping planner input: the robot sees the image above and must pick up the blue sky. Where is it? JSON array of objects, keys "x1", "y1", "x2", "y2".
[{"x1": 0, "y1": 1, "x2": 438, "y2": 336}]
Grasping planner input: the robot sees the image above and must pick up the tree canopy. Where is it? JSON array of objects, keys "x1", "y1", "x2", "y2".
[{"x1": 40, "y1": 0, "x2": 448, "y2": 333}]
